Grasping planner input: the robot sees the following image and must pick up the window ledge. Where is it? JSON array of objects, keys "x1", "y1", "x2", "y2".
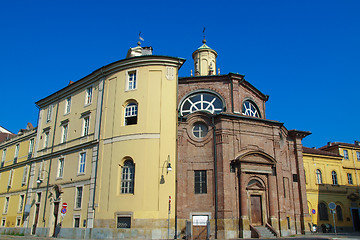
[{"x1": 73, "y1": 208, "x2": 82, "y2": 211}]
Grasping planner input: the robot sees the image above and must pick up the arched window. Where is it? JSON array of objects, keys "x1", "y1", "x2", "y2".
[
  {"x1": 124, "y1": 103, "x2": 138, "y2": 125},
  {"x1": 336, "y1": 205, "x2": 343, "y2": 221},
  {"x1": 332, "y1": 171, "x2": 338, "y2": 185},
  {"x1": 121, "y1": 160, "x2": 135, "y2": 194},
  {"x1": 316, "y1": 169, "x2": 322, "y2": 184},
  {"x1": 179, "y1": 92, "x2": 224, "y2": 117},
  {"x1": 242, "y1": 100, "x2": 260, "y2": 118},
  {"x1": 318, "y1": 202, "x2": 328, "y2": 220}
]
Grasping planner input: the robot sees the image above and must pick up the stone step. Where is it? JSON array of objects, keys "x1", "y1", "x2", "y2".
[{"x1": 255, "y1": 226, "x2": 276, "y2": 238}]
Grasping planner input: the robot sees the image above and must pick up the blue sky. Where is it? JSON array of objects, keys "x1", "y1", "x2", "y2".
[{"x1": 1, "y1": 0, "x2": 359, "y2": 148}]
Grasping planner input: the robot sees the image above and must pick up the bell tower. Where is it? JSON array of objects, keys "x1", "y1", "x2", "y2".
[{"x1": 192, "y1": 37, "x2": 218, "y2": 76}]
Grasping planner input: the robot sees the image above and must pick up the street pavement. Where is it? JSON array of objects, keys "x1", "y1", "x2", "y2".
[{"x1": 0, "y1": 232, "x2": 360, "y2": 240}]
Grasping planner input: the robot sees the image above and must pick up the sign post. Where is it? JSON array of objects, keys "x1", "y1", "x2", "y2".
[
  {"x1": 328, "y1": 202, "x2": 336, "y2": 234},
  {"x1": 168, "y1": 196, "x2": 171, "y2": 240}
]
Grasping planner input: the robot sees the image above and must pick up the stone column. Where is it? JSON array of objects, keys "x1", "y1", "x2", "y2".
[
  {"x1": 268, "y1": 173, "x2": 279, "y2": 233},
  {"x1": 239, "y1": 170, "x2": 250, "y2": 238}
]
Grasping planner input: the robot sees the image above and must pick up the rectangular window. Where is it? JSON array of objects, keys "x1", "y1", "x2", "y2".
[
  {"x1": 65, "y1": 97, "x2": 71, "y2": 114},
  {"x1": 83, "y1": 117, "x2": 90, "y2": 136},
  {"x1": 57, "y1": 158, "x2": 64, "y2": 178},
  {"x1": 74, "y1": 215, "x2": 80, "y2": 228},
  {"x1": 1, "y1": 218, "x2": 5, "y2": 227},
  {"x1": 117, "y1": 216, "x2": 131, "y2": 228},
  {"x1": 18, "y1": 195, "x2": 24, "y2": 212},
  {"x1": 61, "y1": 124, "x2": 68, "y2": 143},
  {"x1": 75, "y1": 186, "x2": 83, "y2": 209},
  {"x1": 127, "y1": 71, "x2": 137, "y2": 90},
  {"x1": 79, "y1": 153, "x2": 86, "y2": 174},
  {"x1": 16, "y1": 217, "x2": 21, "y2": 227},
  {"x1": 85, "y1": 87, "x2": 93, "y2": 105},
  {"x1": 344, "y1": 149, "x2": 349, "y2": 159},
  {"x1": 44, "y1": 131, "x2": 50, "y2": 148},
  {"x1": 14, "y1": 144, "x2": 19, "y2": 164},
  {"x1": 7, "y1": 169, "x2": 13, "y2": 188},
  {"x1": 38, "y1": 161, "x2": 45, "y2": 180},
  {"x1": 1, "y1": 149, "x2": 6, "y2": 167},
  {"x1": 37, "y1": 192, "x2": 42, "y2": 203},
  {"x1": 22, "y1": 166, "x2": 29, "y2": 186},
  {"x1": 292, "y1": 174, "x2": 298, "y2": 182},
  {"x1": 46, "y1": 105, "x2": 53, "y2": 122},
  {"x1": 3, "y1": 197, "x2": 9, "y2": 213},
  {"x1": 348, "y1": 173, "x2": 353, "y2": 184},
  {"x1": 357, "y1": 152, "x2": 360, "y2": 161},
  {"x1": 28, "y1": 138, "x2": 34, "y2": 159},
  {"x1": 194, "y1": 170, "x2": 207, "y2": 194}
]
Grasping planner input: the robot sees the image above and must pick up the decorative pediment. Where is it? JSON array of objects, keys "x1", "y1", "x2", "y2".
[
  {"x1": 246, "y1": 179, "x2": 265, "y2": 190},
  {"x1": 237, "y1": 151, "x2": 276, "y2": 165},
  {"x1": 347, "y1": 193, "x2": 359, "y2": 201}
]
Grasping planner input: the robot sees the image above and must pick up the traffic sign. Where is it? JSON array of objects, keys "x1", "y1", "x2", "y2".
[
  {"x1": 61, "y1": 208, "x2": 67, "y2": 214},
  {"x1": 311, "y1": 209, "x2": 316, "y2": 214},
  {"x1": 328, "y1": 202, "x2": 336, "y2": 210},
  {"x1": 62, "y1": 202, "x2": 68, "y2": 208}
]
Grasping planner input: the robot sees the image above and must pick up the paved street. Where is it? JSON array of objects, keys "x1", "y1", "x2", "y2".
[{"x1": 1, "y1": 232, "x2": 360, "y2": 240}]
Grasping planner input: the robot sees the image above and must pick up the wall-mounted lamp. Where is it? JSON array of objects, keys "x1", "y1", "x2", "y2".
[
  {"x1": 36, "y1": 177, "x2": 43, "y2": 184},
  {"x1": 160, "y1": 155, "x2": 172, "y2": 184}
]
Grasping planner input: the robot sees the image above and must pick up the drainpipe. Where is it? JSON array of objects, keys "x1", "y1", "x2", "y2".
[
  {"x1": 212, "y1": 116, "x2": 218, "y2": 239},
  {"x1": 230, "y1": 76, "x2": 234, "y2": 114},
  {"x1": 43, "y1": 93, "x2": 60, "y2": 225},
  {"x1": 351, "y1": 148, "x2": 360, "y2": 196}
]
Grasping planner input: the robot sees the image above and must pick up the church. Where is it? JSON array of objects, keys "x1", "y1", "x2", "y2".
[{"x1": 176, "y1": 38, "x2": 311, "y2": 239}]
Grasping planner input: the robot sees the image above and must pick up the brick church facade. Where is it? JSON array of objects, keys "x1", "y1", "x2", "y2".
[{"x1": 176, "y1": 39, "x2": 311, "y2": 239}]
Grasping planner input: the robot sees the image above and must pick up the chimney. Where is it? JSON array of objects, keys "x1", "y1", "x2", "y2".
[
  {"x1": 355, "y1": 140, "x2": 360, "y2": 146},
  {"x1": 327, "y1": 142, "x2": 332, "y2": 146}
]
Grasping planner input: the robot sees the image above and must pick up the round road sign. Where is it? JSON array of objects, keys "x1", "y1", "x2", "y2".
[
  {"x1": 311, "y1": 209, "x2": 316, "y2": 214},
  {"x1": 328, "y1": 202, "x2": 336, "y2": 210},
  {"x1": 62, "y1": 202, "x2": 68, "y2": 208},
  {"x1": 61, "y1": 208, "x2": 67, "y2": 214}
]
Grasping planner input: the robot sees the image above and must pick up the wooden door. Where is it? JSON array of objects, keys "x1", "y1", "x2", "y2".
[
  {"x1": 52, "y1": 202, "x2": 59, "y2": 237},
  {"x1": 250, "y1": 195, "x2": 262, "y2": 225},
  {"x1": 193, "y1": 226, "x2": 207, "y2": 239}
]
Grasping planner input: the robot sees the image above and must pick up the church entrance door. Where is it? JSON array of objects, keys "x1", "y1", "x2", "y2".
[{"x1": 250, "y1": 195, "x2": 263, "y2": 226}]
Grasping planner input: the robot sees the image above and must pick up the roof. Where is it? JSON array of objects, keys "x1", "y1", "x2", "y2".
[
  {"x1": 0, "y1": 132, "x2": 16, "y2": 143},
  {"x1": 319, "y1": 142, "x2": 360, "y2": 150},
  {"x1": 303, "y1": 146, "x2": 342, "y2": 158}
]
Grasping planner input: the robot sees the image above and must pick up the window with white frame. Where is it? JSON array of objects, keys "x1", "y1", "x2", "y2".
[
  {"x1": 38, "y1": 161, "x2": 45, "y2": 180},
  {"x1": 3, "y1": 197, "x2": 9, "y2": 213},
  {"x1": 121, "y1": 160, "x2": 135, "y2": 194},
  {"x1": 22, "y1": 166, "x2": 29, "y2": 186},
  {"x1": 44, "y1": 130, "x2": 50, "y2": 148},
  {"x1": 347, "y1": 173, "x2": 353, "y2": 184},
  {"x1": 46, "y1": 105, "x2": 53, "y2": 122},
  {"x1": 343, "y1": 149, "x2": 349, "y2": 159},
  {"x1": 18, "y1": 195, "x2": 24, "y2": 212},
  {"x1": 316, "y1": 169, "x2": 322, "y2": 184},
  {"x1": 61, "y1": 124, "x2": 68, "y2": 143},
  {"x1": 127, "y1": 71, "x2": 137, "y2": 90},
  {"x1": 332, "y1": 170, "x2": 338, "y2": 185},
  {"x1": 75, "y1": 186, "x2": 83, "y2": 209},
  {"x1": 357, "y1": 152, "x2": 360, "y2": 161},
  {"x1": 65, "y1": 97, "x2": 71, "y2": 114},
  {"x1": 1, "y1": 149, "x2": 6, "y2": 167},
  {"x1": 7, "y1": 169, "x2": 14, "y2": 188},
  {"x1": 28, "y1": 138, "x2": 34, "y2": 159},
  {"x1": 16, "y1": 216, "x2": 21, "y2": 227},
  {"x1": 14, "y1": 144, "x2": 19, "y2": 164},
  {"x1": 85, "y1": 87, "x2": 93, "y2": 105},
  {"x1": 57, "y1": 158, "x2": 64, "y2": 178},
  {"x1": 124, "y1": 103, "x2": 138, "y2": 125},
  {"x1": 79, "y1": 152, "x2": 86, "y2": 174},
  {"x1": 83, "y1": 116, "x2": 90, "y2": 136},
  {"x1": 74, "y1": 215, "x2": 80, "y2": 228}
]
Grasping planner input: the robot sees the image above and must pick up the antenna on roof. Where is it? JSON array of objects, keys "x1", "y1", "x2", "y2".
[
  {"x1": 138, "y1": 32, "x2": 144, "y2": 46},
  {"x1": 202, "y1": 27, "x2": 206, "y2": 44}
]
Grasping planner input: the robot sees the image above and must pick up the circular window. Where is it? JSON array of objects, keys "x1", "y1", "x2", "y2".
[
  {"x1": 192, "y1": 122, "x2": 208, "y2": 138},
  {"x1": 180, "y1": 92, "x2": 224, "y2": 117},
  {"x1": 242, "y1": 100, "x2": 260, "y2": 118}
]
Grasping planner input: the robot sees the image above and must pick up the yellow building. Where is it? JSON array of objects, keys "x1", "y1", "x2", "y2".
[
  {"x1": 0, "y1": 124, "x2": 36, "y2": 234},
  {"x1": 14, "y1": 43, "x2": 185, "y2": 239},
  {"x1": 303, "y1": 143, "x2": 360, "y2": 232}
]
